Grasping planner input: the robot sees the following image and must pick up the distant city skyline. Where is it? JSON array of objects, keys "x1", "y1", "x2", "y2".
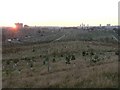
[{"x1": 0, "y1": 0, "x2": 119, "y2": 27}]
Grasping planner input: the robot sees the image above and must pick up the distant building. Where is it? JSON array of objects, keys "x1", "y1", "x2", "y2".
[
  {"x1": 106, "y1": 24, "x2": 111, "y2": 29},
  {"x1": 15, "y1": 23, "x2": 23, "y2": 29},
  {"x1": 24, "y1": 25, "x2": 29, "y2": 28},
  {"x1": 107, "y1": 24, "x2": 110, "y2": 26}
]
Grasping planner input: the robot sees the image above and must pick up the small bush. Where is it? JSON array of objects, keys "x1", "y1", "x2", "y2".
[
  {"x1": 90, "y1": 51, "x2": 94, "y2": 56},
  {"x1": 43, "y1": 60, "x2": 46, "y2": 65},
  {"x1": 40, "y1": 55, "x2": 42, "y2": 57},
  {"x1": 32, "y1": 49, "x2": 35, "y2": 52},
  {"x1": 65, "y1": 56, "x2": 71, "y2": 64},
  {"x1": 13, "y1": 59, "x2": 19, "y2": 64},
  {"x1": 6, "y1": 61, "x2": 10, "y2": 65},
  {"x1": 91, "y1": 55, "x2": 100, "y2": 63},
  {"x1": 52, "y1": 58, "x2": 56, "y2": 62},
  {"x1": 82, "y1": 51, "x2": 89, "y2": 56},
  {"x1": 94, "y1": 55, "x2": 98, "y2": 59},
  {"x1": 30, "y1": 63, "x2": 33, "y2": 67},
  {"x1": 91, "y1": 58, "x2": 97, "y2": 63},
  {"x1": 32, "y1": 56, "x2": 35, "y2": 59},
  {"x1": 86, "y1": 51, "x2": 89, "y2": 55},
  {"x1": 43, "y1": 57, "x2": 49, "y2": 65},
  {"x1": 61, "y1": 54, "x2": 63, "y2": 57},
  {"x1": 115, "y1": 51, "x2": 119, "y2": 55},
  {"x1": 71, "y1": 55, "x2": 76, "y2": 60},
  {"x1": 82, "y1": 51, "x2": 86, "y2": 56}
]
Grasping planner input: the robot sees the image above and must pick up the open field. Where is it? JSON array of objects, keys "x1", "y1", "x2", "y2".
[{"x1": 2, "y1": 28, "x2": 119, "y2": 88}]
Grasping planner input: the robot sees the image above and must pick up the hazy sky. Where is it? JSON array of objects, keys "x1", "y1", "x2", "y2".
[{"x1": 0, "y1": 0, "x2": 119, "y2": 27}]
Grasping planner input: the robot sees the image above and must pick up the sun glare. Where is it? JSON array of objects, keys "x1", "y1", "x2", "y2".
[
  {"x1": 12, "y1": 25, "x2": 16, "y2": 29},
  {"x1": 11, "y1": 25, "x2": 18, "y2": 32}
]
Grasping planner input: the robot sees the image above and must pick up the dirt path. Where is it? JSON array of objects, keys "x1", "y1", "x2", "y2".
[{"x1": 51, "y1": 34, "x2": 65, "y2": 42}]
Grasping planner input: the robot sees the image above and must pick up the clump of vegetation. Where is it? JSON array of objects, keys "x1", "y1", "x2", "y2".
[
  {"x1": 52, "y1": 56, "x2": 56, "y2": 62},
  {"x1": 22, "y1": 57, "x2": 31, "y2": 61},
  {"x1": 30, "y1": 63, "x2": 33, "y2": 68},
  {"x1": 90, "y1": 50, "x2": 94, "y2": 56},
  {"x1": 32, "y1": 49, "x2": 35, "y2": 52},
  {"x1": 52, "y1": 58, "x2": 56, "y2": 62},
  {"x1": 91, "y1": 55, "x2": 100, "y2": 63},
  {"x1": 60, "y1": 54, "x2": 63, "y2": 57},
  {"x1": 43, "y1": 60, "x2": 46, "y2": 65},
  {"x1": 13, "y1": 59, "x2": 19, "y2": 64},
  {"x1": 40, "y1": 55, "x2": 42, "y2": 57},
  {"x1": 65, "y1": 56, "x2": 71, "y2": 64},
  {"x1": 38, "y1": 30, "x2": 41, "y2": 33},
  {"x1": 6, "y1": 61, "x2": 10, "y2": 65},
  {"x1": 71, "y1": 54, "x2": 76, "y2": 60},
  {"x1": 82, "y1": 51, "x2": 89, "y2": 56},
  {"x1": 43, "y1": 56, "x2": 49, "y2": 65},
  {"x1": 82, "y1": 51, "x2": 86, "y2": 56},
  {"x1": 115, "y1": 51, "x2": 119, "y2": 55}
]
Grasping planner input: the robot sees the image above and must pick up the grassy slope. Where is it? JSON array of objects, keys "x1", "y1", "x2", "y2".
[{"x1": 2, "y1": 40, "x2": 118, "y2": 88}]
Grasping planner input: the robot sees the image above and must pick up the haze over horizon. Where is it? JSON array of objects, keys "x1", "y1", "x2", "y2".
[{"x1": 0, "y1": 0, "x2": 119, "y2": 27}]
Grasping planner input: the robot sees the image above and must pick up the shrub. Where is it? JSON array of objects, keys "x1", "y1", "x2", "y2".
[
  {"x1": 90, "y1": 50, "x2": 94, "y2": 56},
  {"x1": 71, "y1": 55, "x2": 76, "y2": 60},
  {"x1": 43, "y1": 60, "x2": 46, "y2": 65},
  {"x1": 82, "y1": 51, "x2": 86, "y2": 56},
  {"x1": 13, "y1": 59, "x2": 18, "y2": 64},
  {"x1": 32, "y1": 49, "x2": 35, "y2": 52},
  {"x1": 40, "y1": 55, "x2": 42, "y2": 57},
  {"x1": 61, "y1": 54, "x2": 63, "y2": 57},
  {"x1": 91, "y1": 58, "x2": 97, "y2": 63},
  {"x1": 52, "y1": 58, "x2": 56, "y2": 62},
  {"x1": 115, "y1": 51, "x2": 119, "y2": 55},
  {"x1": 38, "y1": 30, "x2": 41, "y2": 33},
  {"x1": 32, "y1": 56, "x2": 35, "y2": 59},
  {"x1": 65, "y1": 56, "x2": 71, "y2": 64},
  {"x1": 43, "y1": 57, "x2": 49, "y2": 65},
  {"x1": 91, "y1": 55, "x2": 100, "y2": 63},
  {"x1": 6, "y1": 61, "x2": 10, "y2": 65},
  {"x1": 30, "y1": 63, "x2": 33, "y2": 67},
  {"x1": 94, "y1": 55, "x2": 98, "y2": 59},
  {"x1": 86, "y1": 51, "x2": 89, "y2": 55},
  {"x1": 82, "y1": 51, "x2": 89, "y2": 56},
  {"x1": 24, "y1": 57, "x2": 31, "y2": 61}
]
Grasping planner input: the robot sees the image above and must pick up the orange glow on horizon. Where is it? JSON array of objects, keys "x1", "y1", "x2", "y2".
[
  {"x1": 12, "y1": 24, "x2": 16, "y2": 29},
  {"x1": 11, "y1": 25, "x2": 18, "y2": 32}
]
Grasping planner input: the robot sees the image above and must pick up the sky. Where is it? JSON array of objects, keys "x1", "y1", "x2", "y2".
[{"x1": 0, "y1": 0, "x2": 119, "y2": 27}]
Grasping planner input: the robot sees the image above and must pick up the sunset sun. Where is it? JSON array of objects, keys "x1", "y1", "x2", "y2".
[{"x1": 12, "y1": 25, "x2": 16, "y2": 29}]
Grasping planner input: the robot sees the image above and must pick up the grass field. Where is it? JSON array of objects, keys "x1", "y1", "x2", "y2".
[{"x1": 2, "y1": 29, "x2": 119, "y2": 88}]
